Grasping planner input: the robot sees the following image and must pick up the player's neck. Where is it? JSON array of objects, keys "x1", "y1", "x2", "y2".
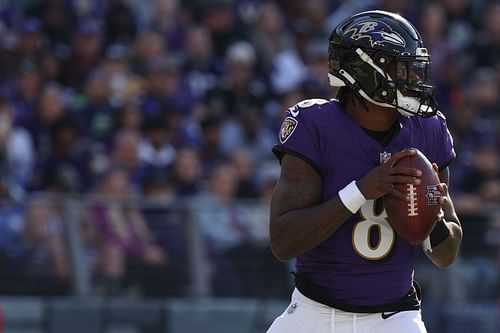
[{"x1": 345, "y1": 98, "x2": 399, "y2": 131}]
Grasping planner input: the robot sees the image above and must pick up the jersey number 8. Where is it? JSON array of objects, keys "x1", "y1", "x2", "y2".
[{"x1": 352, "y1": 199, "x2": 396, "y2": 260}]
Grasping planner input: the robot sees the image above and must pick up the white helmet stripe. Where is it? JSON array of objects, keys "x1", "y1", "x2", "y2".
[{"x1": 355, "y1": 48, "x2": 387, "y2": 77}]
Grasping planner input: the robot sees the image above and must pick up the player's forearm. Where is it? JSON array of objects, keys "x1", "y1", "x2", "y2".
[
  {"x1": 426, "y1": 168, "x2": 463, "y2": 267},
  {"x1": 426, "y1": 221, "x2": 463, "y2": 268},
  {"x1": 269, "y1": 196, "x2": 352, "y2": 262}
]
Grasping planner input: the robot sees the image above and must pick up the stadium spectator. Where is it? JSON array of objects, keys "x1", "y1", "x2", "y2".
[
  {"x1": 270, "y1": 22, "x2": 312, "y2": 95},
  {"x1": 113, "y1": 99, "x2": 144, "y2": 134},
  {"x1": 103, "y1": 0, "x2": 137, "y2": 46},
  {"x1": 454, "y1": 145, "x2": 500, "y2": 215},
  {"x1": 447, "y1": 97, "x2": 495, "y2": 190},
  {"x1": 418, "y1": 3, "x2": 456, "y2": 111},
  {"x1": 108, "y1": 129, "x2": 151, "y2": 192},
  {"x1": 471, "y1": 2, "x2": 500, "y2": 69},
  {"x1": 85, "y1": 167, "x2": 168, "y2": 296},
  {"x1": 76, "y1": 70, "x2": 115, "y2": 143},
  {"x1": 138, "y1": 117, "x2": 176, "y2": 168},
  {"x1": 197, "y1": 160, "x2": 291, "y2": 298},
  {"x1": 195, "y1": 162, "x2": 251, "y2": 296},
  {"x1": 205, "y1": 41, "x2": 273, "y2": 159},
  {"x1": 298, "y1": 0, "x2": 332, "y2": 39},
  {"x1": 485, "y1": 212, "x2": 500, "y2": 267},
  {"x1": 249, "y1": 2, "x2": 292, "y2": 73},
  {"x1": 299, "y1": 40, "x2": 331, "y2": 100},
  {"x1": 182, "y1": 25, "x2": 218, "y2": 100},
  {"x1": 21, "y1": 198, "x2": 70, "y2": 294},
  {"x1": 130, "y1": 31, "x2": 167, "y2": 76},
  {"x1": 0, "y1": 198, "x2": 70, "y2": 296},
  {"x1": 141, "y1": 57, "x2": 193, "y2": 118},
  {"x1": 0, "y1": 204, "x2": 28, "y2": 294},
  {"x1": 39, "y1": 50, "x2": 63, "y2": 83},
  {"x1": 100, "y1": 43, "x2": 144, "y2": 108},
  {"x1": 0, "y1": 99, "x2": 34, "y2": 200},
  {"x1": 60, "y1": 19, "x2": 103, "y2": 88},
  {"x1": 141, "y1": 167, "x2": 189, "y2": 296},
  {"x1": 141, "y1": 167, "x2": 175, "y2": 203},
  {"x1": 27, "y1": 0, "x2": 74, "y2": 46},
  {"x1": 31, "y1": 116, "x2": 92, "y2": 192},
  {"x1": 467, "y1": 67, "x2": 499, "y2": 119},
  {"x1": 220, "y1": 110, "x2": 276, "y2": 162},
  {"x1": 26, "y1": 83, "x2": 68, "y2": 162},
  {"x1": 196, "y1": 115, "x2": 226, "y2": 175},
  {"x1": 201, "y1": 0, "x2": 246, "y2": 61},
  {"x1": 438, "y1": 0, "x2": 476, "y2": 47},
  {"x1": 16, "y1": 18, "x2": 42, "y2": 62},
  {"x1": 0, "y1": 32, "x2": 18, "y2": 100},
  {"x1": 229, "y1": 148, "x2": 260, "y2": 200},
  {"x1": 170, "y1": 146, "x2": 203, "y2": 197},
  {"x1": 11, "y1": 59, "x2": 41, "y2": 128}
]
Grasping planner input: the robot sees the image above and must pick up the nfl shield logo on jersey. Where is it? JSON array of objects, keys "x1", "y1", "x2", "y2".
[
  {"x1": 286, "y1": 302, "x2": 298, "y2": 314},
  {"x1": 279, "y1": 117, "x2": 298, "y2": 144},
  {"x1": 379, "y1": 151, "x2": 391, "y2": 164}
]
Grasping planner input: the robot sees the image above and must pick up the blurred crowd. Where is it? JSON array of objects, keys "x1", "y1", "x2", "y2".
[{"x1": 0, "y1": 0, "x2": 498, "y2": 300}]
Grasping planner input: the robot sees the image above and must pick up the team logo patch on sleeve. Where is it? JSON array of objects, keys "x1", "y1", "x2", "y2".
[{"x1": 279, "y1": 117, "x2": 298, "y2": 144}]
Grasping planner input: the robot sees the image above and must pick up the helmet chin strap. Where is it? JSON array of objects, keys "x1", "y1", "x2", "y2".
[{"x1": 330, "y1": 48, "x2": 433, "y2": 117}]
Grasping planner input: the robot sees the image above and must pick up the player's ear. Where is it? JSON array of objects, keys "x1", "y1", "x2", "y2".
[{"x1": 431, "y1": 163, "x2": 439, "y2": 173}]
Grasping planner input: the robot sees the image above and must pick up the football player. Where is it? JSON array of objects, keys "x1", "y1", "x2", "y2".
[{"x1": 267, "y1": 10, "x2": 463, "y2": 333}]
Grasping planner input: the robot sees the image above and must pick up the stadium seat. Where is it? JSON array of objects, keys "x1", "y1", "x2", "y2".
[
  {"x1": 0, "y1": 297, "x2": 45, "y2": 332},
  {"x1": 103, "y1": 299, "x2": 164, "y2": 332},
  {"x1": 442, "y1": 303, "x2": 500, "y2": 333},
  {"x1": 47, "y1": 298, "x2": 103, "y2": 333},
  {"x1": 103, "y1": 324, "x2": 139, "y2": 333},
  {"x1": 166, "y1": 298, "x2": 259, "y2": 333},
  {"x1": 253, "y1": 300, "x2": 288, "y2": 331}
]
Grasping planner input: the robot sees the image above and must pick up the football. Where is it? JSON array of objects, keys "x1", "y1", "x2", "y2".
[{"x1": 384, "y1": 149, "x2": 442, "y2": 245}]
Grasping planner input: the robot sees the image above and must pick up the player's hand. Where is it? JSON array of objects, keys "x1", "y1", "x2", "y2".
[
  {"x1": 357, "y1": 149, "x2": 422, "y2": 200},
  {"x1": 432, "y1": 163, "x2": 448, "y2": 204},
  {"x1": 431, "y1": 162, "x2": 448, "y2": 221}
]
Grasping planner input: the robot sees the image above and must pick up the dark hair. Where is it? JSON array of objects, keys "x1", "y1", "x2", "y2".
[
  {"x1": 336, "y1": 86, "x2": 370, "y2": 113},
  {"x1": 336, "y1": 86, "x2": 350, "y2": 109},
  {"x1": 49, "y1": 116, "x2": 81, "y2": 144}
]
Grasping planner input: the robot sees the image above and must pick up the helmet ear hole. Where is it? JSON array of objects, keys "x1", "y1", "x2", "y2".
[{"x1": 373, "y1": 53, "x2": 392, "y2": 69}]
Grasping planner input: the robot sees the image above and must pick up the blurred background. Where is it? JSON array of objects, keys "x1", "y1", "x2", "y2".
[{"x1": 0, "y1": 0, "x2": 498, "y2": 332}]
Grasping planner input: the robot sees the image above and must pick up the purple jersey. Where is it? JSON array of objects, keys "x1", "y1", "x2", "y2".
[{"x1": 273, "y1": 99, "x2": 455, "y2": 306}]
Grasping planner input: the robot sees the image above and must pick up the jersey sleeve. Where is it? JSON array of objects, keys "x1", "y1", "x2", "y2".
[
  {"x1": 272, "y1": 100, "x2": 326, "y2": 175},
  {"x1": 430, "y1": 111, "x2": 456, "y2": 170}
]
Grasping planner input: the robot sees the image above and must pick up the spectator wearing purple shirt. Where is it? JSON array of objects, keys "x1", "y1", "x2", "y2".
[
  {"x1": 11, "y1": 60, "x2": 41, "y2": 128},
  {"x1": 84, "y1": 167, "x2": 167, "y2": 296},
  {"x1": 107, "y1": 129, "x2": 152, "y2": 193},
  {"x1": 60, "y1": 19, "x2": 103, "y2": 89},
  {"x1": 31, "y1": 116, "x2": 93, "y2": 192}
]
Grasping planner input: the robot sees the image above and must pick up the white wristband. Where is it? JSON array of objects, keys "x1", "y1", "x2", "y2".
[{"x1": 338, "y1": 181, "x2": 367, "y2": 214}]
